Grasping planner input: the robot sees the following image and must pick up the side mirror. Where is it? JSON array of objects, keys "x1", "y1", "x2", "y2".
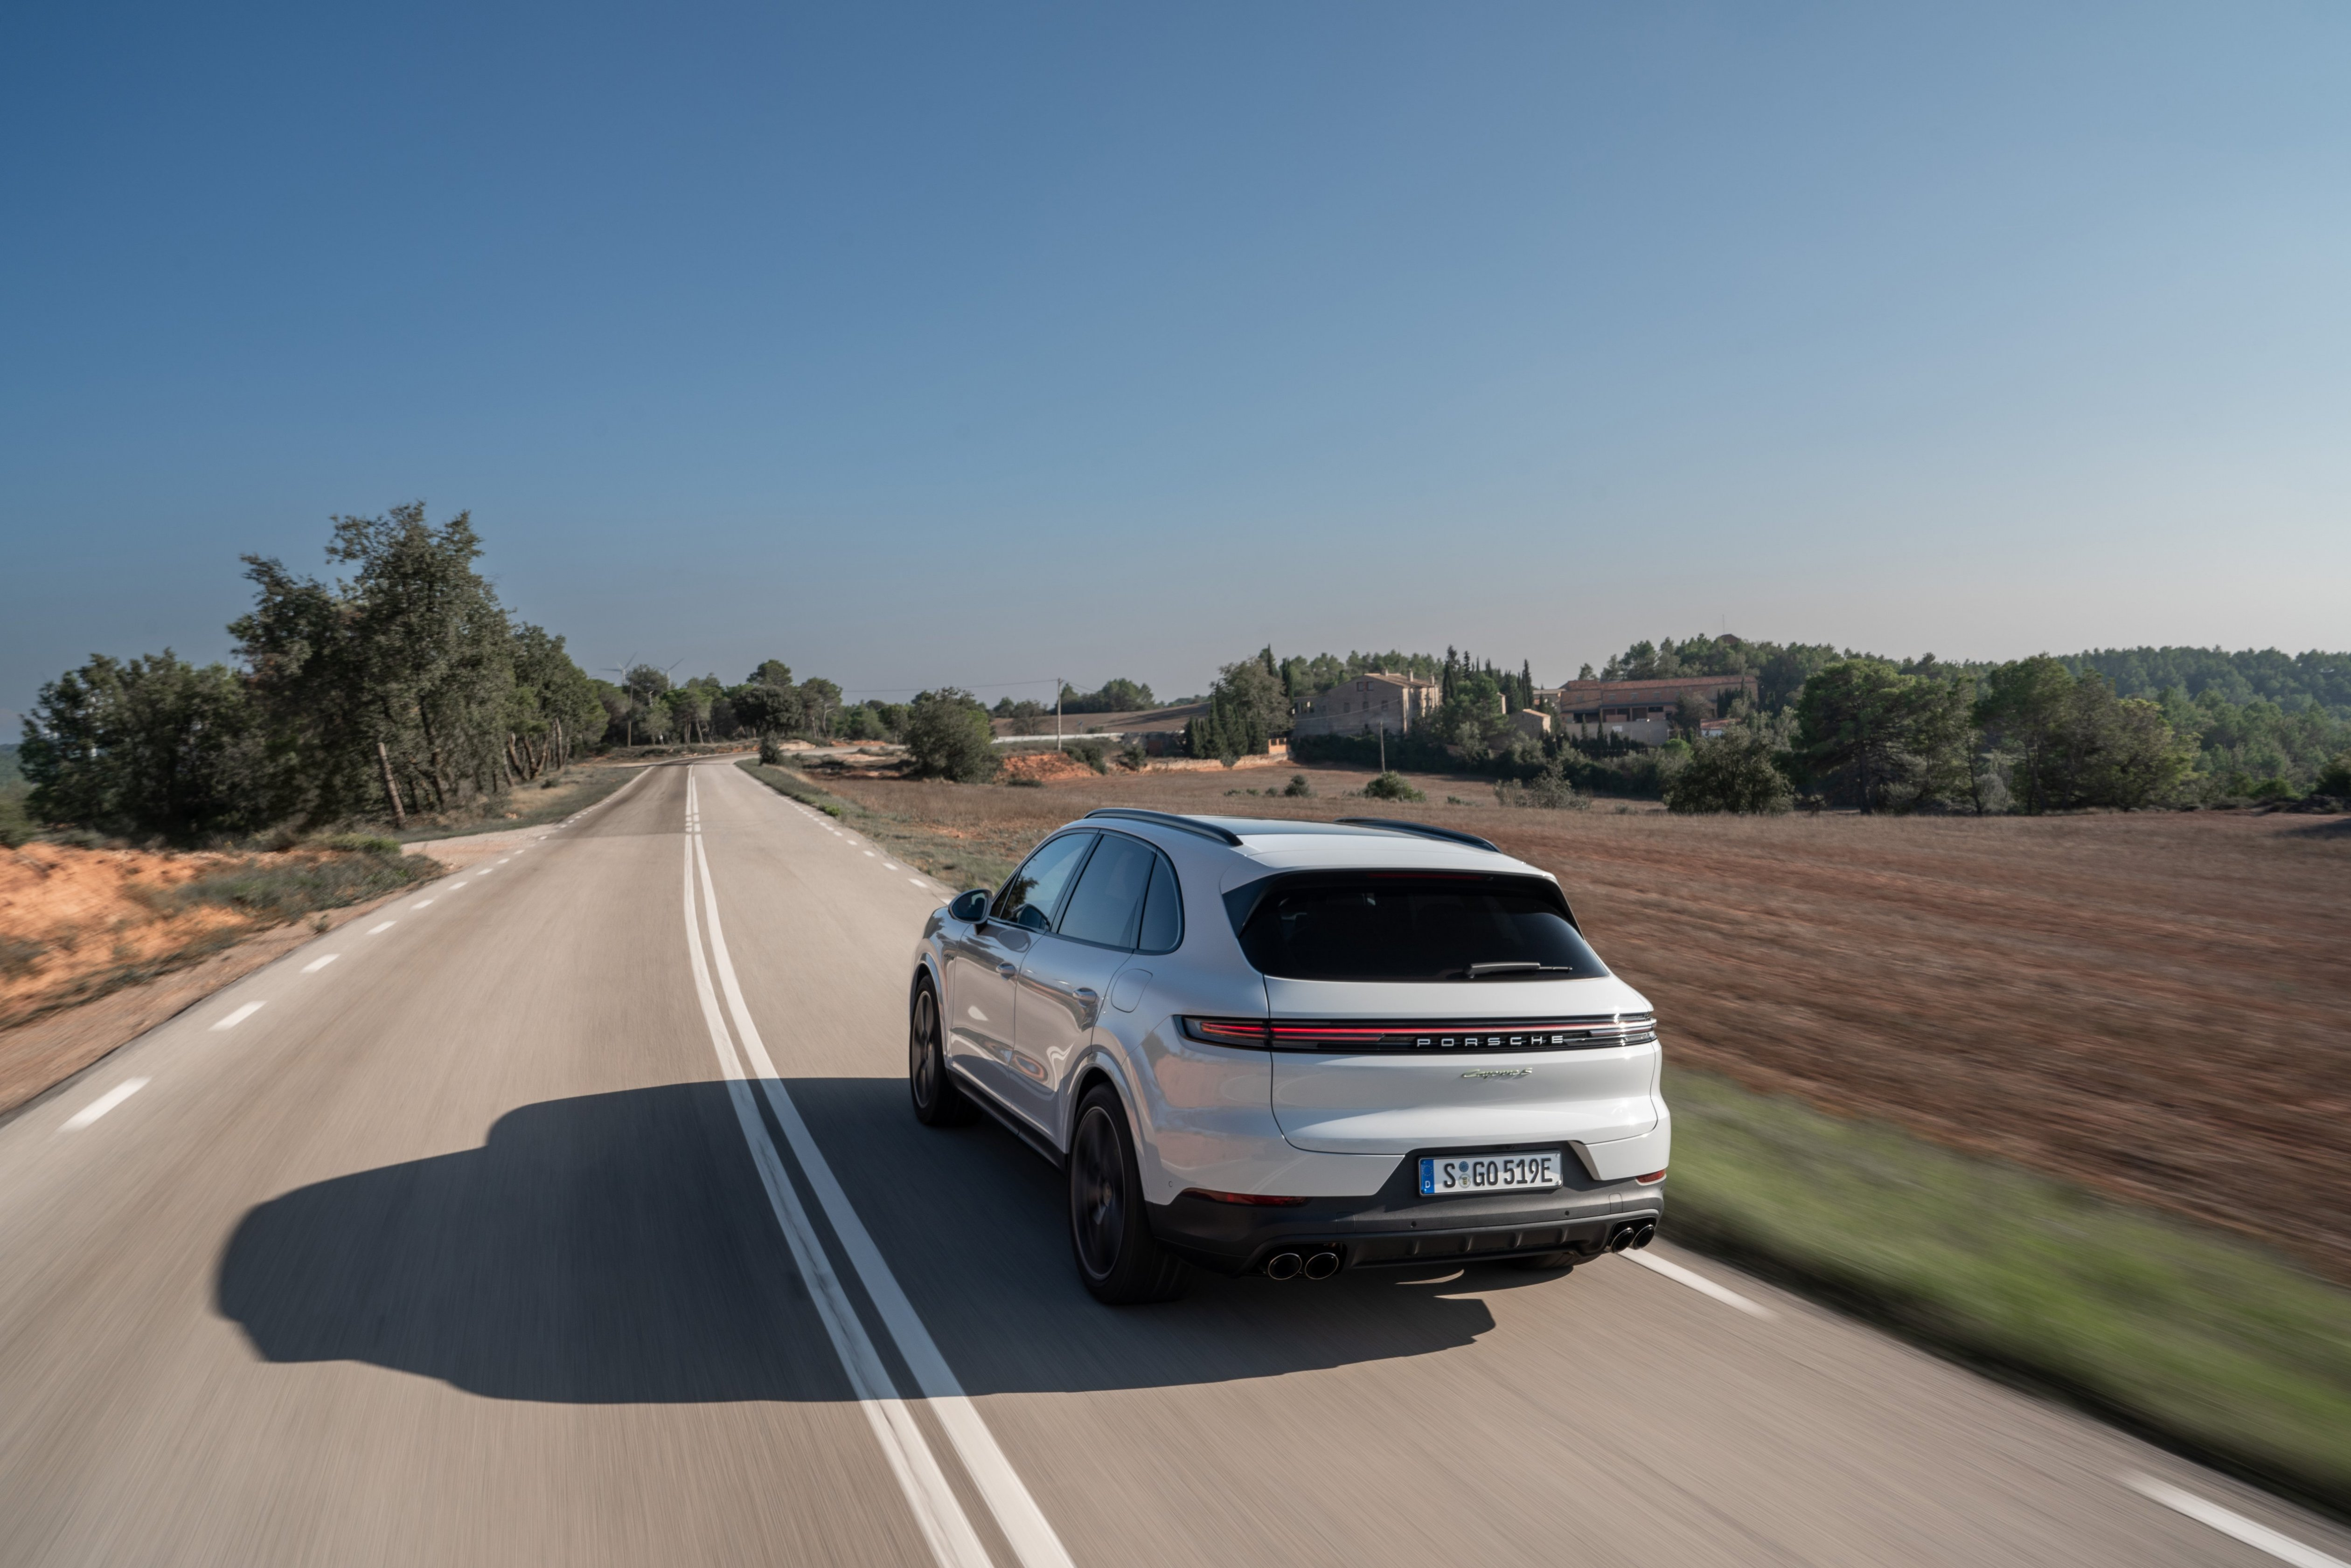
[{"x1": 949, "y1": 888, "x2": 991, "y2": 923}]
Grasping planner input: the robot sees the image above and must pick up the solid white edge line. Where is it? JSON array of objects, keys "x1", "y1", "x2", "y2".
[
  {"x1": 1622, "y1": 1249, "x2": 1776, "y2": 1319},
  {"x1": 211, "y1": 1001, "x2": 267, "y2": 1031},
  {"x1": 681, "y1": 777, "x2": 994, "y2": 1568},
  {"x1": 2124, "y1": 1475, "x2": 2348, "y2": 1568},
  {"x1": 301, "y1": 954, "x2": 341, "y2": 974},
  {"x1": 61, "y1": 1077, "x2": 150, "y2": 1131},
  {"x1": 691, "y1": 775, "x2": 1075, "y2": 1568}
]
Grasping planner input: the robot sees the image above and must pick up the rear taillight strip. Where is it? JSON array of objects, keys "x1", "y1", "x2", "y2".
[{"x1": 1182, "y1": 1016, "x2": 1656, "y2": 1052}]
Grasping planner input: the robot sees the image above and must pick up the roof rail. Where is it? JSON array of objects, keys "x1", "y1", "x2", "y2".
[
  {"x1": 1083, "y1": 808, "x2": 1245, "y2": 846},
  {"x1": 1333, "y1": 817, "x2": 1503, "y2": 854}
]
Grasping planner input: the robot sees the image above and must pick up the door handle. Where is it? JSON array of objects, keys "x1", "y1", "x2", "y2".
[
  {"x1": 1074, "y1": 986, "x2": 1100, "y2": 1023},
  {"x1": 996, "y1": 962, "x2": 1017, "y2": 978}
]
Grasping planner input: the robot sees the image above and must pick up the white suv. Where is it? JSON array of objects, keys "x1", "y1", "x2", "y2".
[{"x1": 907, "y1": 810, "x2": 1669, "y2": 1303}]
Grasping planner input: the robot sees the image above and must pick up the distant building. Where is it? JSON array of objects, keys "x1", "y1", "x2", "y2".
[
  {"x1": 1506, "y1": 708, "x2": 1551, "y2": 740},
  {"x1": 1537, "y1": 674, "x2": 1758, "y2": 746},
  {"x1": 1292, "y1": 673, "x2": 1441, "y2": 738}
]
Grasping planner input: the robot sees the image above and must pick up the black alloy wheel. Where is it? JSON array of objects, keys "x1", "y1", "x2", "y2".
[
  {"x1": 908, "y1": 978, "x2": 974, "y2": 1126},
  {"x1": 1068, "y1": 1085, "x2": 1186, "y2": 1304}
]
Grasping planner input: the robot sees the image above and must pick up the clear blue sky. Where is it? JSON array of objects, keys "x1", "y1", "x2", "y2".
[{"x1": 5, "y1": 1, "x2": 2347, "y2": 717}]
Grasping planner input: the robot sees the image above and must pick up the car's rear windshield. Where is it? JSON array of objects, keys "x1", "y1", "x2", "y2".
[{"x1": 1229, "y1": 874, "x2": 1608, "y2": 983}]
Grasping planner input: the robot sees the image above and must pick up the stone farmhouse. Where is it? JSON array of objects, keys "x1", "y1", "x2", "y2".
[
  {"x1": 1535, "y1": 674, "x2": 1759, "y2": 746},
  {"x1": 1291, "y1": 673, "x2": 1442, "y2": 738}
]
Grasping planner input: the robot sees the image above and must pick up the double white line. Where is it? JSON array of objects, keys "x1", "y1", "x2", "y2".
[{"x1": 681, "y1": 769, "x2": 1072, "y2": 1568}]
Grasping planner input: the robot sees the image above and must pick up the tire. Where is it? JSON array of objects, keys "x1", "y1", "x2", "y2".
[
  {"x1": 909, "y1": 977, "x2": 975, "y2": 1127},
  {"x1": 1068, "y1": 1085, "x2": 1188, "y2": 1304}
]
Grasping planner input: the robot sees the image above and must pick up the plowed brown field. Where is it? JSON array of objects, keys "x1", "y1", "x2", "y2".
[{"x1": 813, "y1": 761, "x2": 2351, "y2": 1282}]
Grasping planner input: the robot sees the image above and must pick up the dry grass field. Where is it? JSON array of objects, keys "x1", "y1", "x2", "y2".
[{"x1": 806, "y1": 758, "x2": 2351, "y2": 1285}]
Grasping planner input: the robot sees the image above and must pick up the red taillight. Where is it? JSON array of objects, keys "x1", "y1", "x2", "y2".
[
  {"x1": 1180, "y1": 1187, "x2": 1309, "y2": 1207},
  {"x1": 1184, "y1": 1018, "x2": 1272, "y2": 1047},
  {"x1": 1635, "y1": 1169, "x2": 1668, "y2": 1185},
  {"x1": 1266, "y1": 1024, "x2": 1389, "y2": 1047}
]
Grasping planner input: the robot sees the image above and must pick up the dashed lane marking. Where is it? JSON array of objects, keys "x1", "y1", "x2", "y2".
[
  {"x1": 2125, "y1": 1475, "x2": 2347, "y2": 1568},
  {"x1": 61, "y1": 1078, "x2": 149, "y2": 1132},
  {"x1": 1622, "y1": 1249, "x2": 1775, "y2": 1319},
  {"x1": 367, "y1": 921, "x2": 396, "y2": 935},
  {"x1": 301, "y1": 954, "x2": 341, "y2": 974},
  {"x1": 211, "y1": 1001, "x2": 267, "y2": 1031}
]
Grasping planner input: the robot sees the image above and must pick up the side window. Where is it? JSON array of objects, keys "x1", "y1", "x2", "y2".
[
  {"x1": 995, "y1": 833, "x2": 1095, "y2": 932},
  {"x1": 1054, "y1": 833, "x2": 1158, "y2": 948},
  {"x1": 1135, "y1": 853, "x2": 1183, "y2": 953}
]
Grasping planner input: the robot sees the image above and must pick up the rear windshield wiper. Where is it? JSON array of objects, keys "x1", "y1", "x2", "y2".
[{"x1": 1460, "y1": 961, "x2": 1575, "y2": 979}]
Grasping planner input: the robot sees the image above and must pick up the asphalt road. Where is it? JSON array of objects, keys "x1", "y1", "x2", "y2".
[{"x1": 3, "y1": 759, "x2": 2345, "y2": 1568}]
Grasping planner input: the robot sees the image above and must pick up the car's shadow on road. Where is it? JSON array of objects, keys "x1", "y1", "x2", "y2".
[{"x1": 217, "y1": 1080, "x2": 1577, "y2": 1403}]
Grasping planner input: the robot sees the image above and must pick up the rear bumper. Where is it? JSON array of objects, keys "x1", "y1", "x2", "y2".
[{"x1": 1147, "y1": 1142, "x2": 1664, "y2": 1274}]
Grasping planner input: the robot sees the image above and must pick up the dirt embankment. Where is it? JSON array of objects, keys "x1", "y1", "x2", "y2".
[
  {"x1": 3, "y1": 845, "x2": 255, "y2": 1027},
  {"x1": 814, "y1": 763, "x2": 2351, "y2": 1284},
  {"x1": 0, "y1": 842, "x2": 436, "y2": 1115}
]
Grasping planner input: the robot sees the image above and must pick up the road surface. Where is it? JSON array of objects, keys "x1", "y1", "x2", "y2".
[{"x1": 2, "y1": 760, "x2": 2344, "y2": 1567}]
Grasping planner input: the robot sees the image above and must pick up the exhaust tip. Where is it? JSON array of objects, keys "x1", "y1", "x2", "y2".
[
  {"x1": 1265, "y1": 1252, "x2": 1303, "y2": 1281},
  {"x1": 1631, "y1": 1223, "x2": 1656, "y2": 1250},
  {"x1": 1608, "y1": 1227, "x2": 1635, "y2": 1253},
  {"x1": 1302, "y1": 1250, "x2": 1341, "y2": 1280}
]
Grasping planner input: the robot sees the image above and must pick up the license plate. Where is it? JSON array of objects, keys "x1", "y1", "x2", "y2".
[{"x1": 1419, "y1": 1151, "x2": 1561, "y2": 1197}]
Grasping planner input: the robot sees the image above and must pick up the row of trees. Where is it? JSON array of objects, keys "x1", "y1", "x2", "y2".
[{"x1": 23, "y1": 506, "x2": 609, "y2": 840}]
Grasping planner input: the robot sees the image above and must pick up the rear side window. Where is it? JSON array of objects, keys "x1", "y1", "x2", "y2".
[
  {"x1": 996, "y1": 833, "x2": 1095, "y2": 931},
  {"x1": 1135, "y1": 855, "x2": 1182, "y2": 953},
  {"x1": 1232, "y1": 874, "x2": 1607, "y2": 983},
  {"x1": 1055, "y1": 834, "x2": 1158, "y2": 947}
]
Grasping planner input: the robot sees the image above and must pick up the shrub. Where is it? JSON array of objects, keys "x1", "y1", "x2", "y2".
[
  {"x1": 1069, "y1": 740, "x2": 1109, "y2": 775},
  {"x1": 1361, "y1": 771, "x2": 1424, "y2": 802},
  {"x1": 758, "y1": 734, "x2": 786, "y2": 765},
  {"x1": 1665, "y1": 730, "x2": 1794, "y2": 814},
  {"x1": 317, "y1": 832, "x2": 403, "y2": 855},
  {"x1": 2317, "y1": 753, "x2": 2351, "y2": 798},
  {"x1": 901, "y1": 688, "x2": 1000, "y2": 783},
  {"x1": 1283, "y1": 773, "x2": 1314, "y2": 798},
  {"x1": 1495, "y1": 766, "x2": 1588, "y2": 810}
]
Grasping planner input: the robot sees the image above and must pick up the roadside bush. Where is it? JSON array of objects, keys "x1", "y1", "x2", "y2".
[
  {"x1": 2317, "y1": 752, "x2": 2351, "y2": 799},
  {"x1": 1069, "y1": 740, "x2": 1109, "y2": 775},
  {"x1": 1283, "y1": 773, "x2": 1314, "y2": 798},
  {"x1": 1361, "y1": 771, "x2": 1424, "y2": 802},
  {"x1": 901, "y1": 688, "x2": 1000, "y2": 783},
  {"x1": 758, "y1": 734, "x2": 786, "y2": 765},
  {"x1": 1664, "y1": 730, "x2": 1794, "y2": 815},
  {"x1": 1494, "y1": 765, "x2": 1587, "y2": 810},
  {"x1": 316, "y1": 833, "x2": 403, "y2": 855}
]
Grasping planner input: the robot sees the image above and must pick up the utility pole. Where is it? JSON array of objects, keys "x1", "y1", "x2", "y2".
[
  {"x1": 1056, "y1": 677, "x2": 1063, "y2": 752},
  {"x1": 1378, "y1": 721, "x2": 1386, "y2": 774}
]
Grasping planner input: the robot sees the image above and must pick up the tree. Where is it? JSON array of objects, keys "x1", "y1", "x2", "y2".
[
  {"x1": 235, "y1": 503, "x2": 515, "y2": 825},
  {"x1": 1187, "y1": 657, "x2": 1288, "y2": 759},
  {"x1": 902, "y1": 688, "x2": 998, "y2": 781},
  {"x1": 20, "y1": 651, "x2": 268, "y2": 840},
  {"x1": 1975, "y1": 657, "x2": 2191, "y2": 812},
  {"x1": 1663, "y1": 729, "x2": 1793, "y2": 814},
  {"x1": 1794, "y1": 659, "x2": 1945, "y2": 812}
]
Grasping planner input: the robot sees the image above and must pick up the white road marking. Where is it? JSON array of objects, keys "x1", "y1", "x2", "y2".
[
  {"x1": 410, "y1": 898, "x2": 434, "y2": 909},
  {"x1": 61, "y1": 1078, "x2": 149, "y2": 1131},
  {"x1": 301, "y1": 954, "x2": 341, "y2": 974},
  {"x1": 1623, "y1": 1249, "x2": 1776, "y2": 1319},
  {"x1": 476, "y1": 866, "x2": 496, "y2": 874},
  {"x1": 211, "y1": 1001, "x2": 267, "y2": 1031},
  {"x1": 368, "y1": 921, "x2": 396, "y2": 935},
  {"x1": 445, "y1": 881, "x2": 467, "y2": 892},
  {"x1": 689, "y1": 770, "x2": 1073, "y2": 1568},
  {"x1": 863, "y1": 850, "x2": 876, "y2": 857},
  {"x1": 2125, "y1": 1475, "x2": 2347, "y2": 1568},
  {"x1": 910, "y1": 878, "x2": 929, "y2": 888},
  {"x1": 677, "y1": 787, "x2": 995, "y2": 1568},
  {"x1": 496, "y1": 857, "x2": 511, "y2": 864}
]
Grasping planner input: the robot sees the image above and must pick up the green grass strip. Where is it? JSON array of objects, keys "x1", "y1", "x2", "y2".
[{"x1": 1665, "y1": 1065, "x2": 2351, "y2": 1512}]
